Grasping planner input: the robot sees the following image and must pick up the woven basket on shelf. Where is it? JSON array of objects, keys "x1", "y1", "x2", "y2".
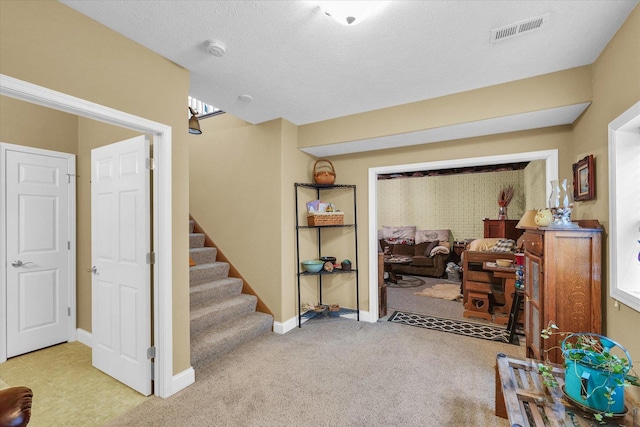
[
  {"x1": 313, "y1": 159, "x2": 336, "y2": 185},
  {"x1": 307, "y1": 212, "x2": 344, "y2": 226}
]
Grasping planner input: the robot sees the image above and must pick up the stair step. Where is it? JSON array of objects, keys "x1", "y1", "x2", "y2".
[
  {"x1": 190, "y1": 294, "x2": 258, "y2": 337},
  {"x1": 189, "y1": 246, "x2": 217, "y2": 265},
  {"x1": 189, "y1": 233, "x2": 205, "y2": 249},
  {"x1": 189, "y1": 219, "x2": 195, "y2": 234},
  {"x1": 190, "y1": 262, "x2": 230, "y2": 285},
  {"x1": 190, "y1": 277, "x2": 243, "y2": 308},
  {"x1": 191, "y1": 312, "x2": 273, "y2": 368}
]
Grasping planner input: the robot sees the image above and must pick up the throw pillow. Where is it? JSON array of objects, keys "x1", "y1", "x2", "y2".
[
  {"x1": 491, "y1": 239, "x2": 516, "y2": 252},
  {"x1": 423, "y1": 240, "x2": 439, "y2": 256}
]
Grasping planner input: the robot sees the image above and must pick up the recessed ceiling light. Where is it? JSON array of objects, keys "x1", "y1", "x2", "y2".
[{"x1": 238, "y1": 94, "x2": 253, "y2": 103}]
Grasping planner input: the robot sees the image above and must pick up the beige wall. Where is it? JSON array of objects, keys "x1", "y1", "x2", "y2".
[
  {"x1": 0, "y1": 1, "x2": 191, "y2": 374},
  {"x1": 572, "y1": 4, "x2": 640, "y2": 401},
  {"x1": 377, "y1": 170, "x2": 526, "y2": 240},
  {"x1": 524, "y1": 160, "x2": 547, "y2": 210},
  {"x1": 299, "y1": 66, "x2": 592, "y2": 149},
  {"x1": 0, "y1": 96, "x2": 78, "y2": 152}
]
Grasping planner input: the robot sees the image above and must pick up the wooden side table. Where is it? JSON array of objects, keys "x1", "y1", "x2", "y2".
[{"x1": 495, "y1": 353, "x2": 638, "y2": 426}]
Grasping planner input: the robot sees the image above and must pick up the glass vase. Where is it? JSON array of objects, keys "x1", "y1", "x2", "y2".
[
  {"x1": 548, "y1": 179, "x2": 577, "y2": 228},
  {"x1": 498, "y1": 206, "x2": 507, "y2": 220}
]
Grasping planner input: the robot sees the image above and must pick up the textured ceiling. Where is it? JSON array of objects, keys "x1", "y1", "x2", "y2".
[{"x1": 61, "y1": 1, "x2": 637, "y2": 126}]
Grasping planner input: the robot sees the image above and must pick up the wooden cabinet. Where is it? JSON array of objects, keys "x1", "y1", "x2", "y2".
[
  {"x1": 521, "y1": 222, "x2": 602, "y2": 363},
  {"x1": 483, "y1": 219, "x2": 523, "y2": 241}
]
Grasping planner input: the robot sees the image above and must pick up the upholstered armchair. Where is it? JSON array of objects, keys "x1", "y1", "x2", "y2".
[{"x1": 0, "y1": 386, "x2": 33, "y2": 427}]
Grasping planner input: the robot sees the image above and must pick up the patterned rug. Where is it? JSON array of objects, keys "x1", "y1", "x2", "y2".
[
  {"x1": 388, "y1": 311, "x2": 510, "y2": 343},
  {"x1": 385, "y1": 275, "x2": 426, "y2": 288}
]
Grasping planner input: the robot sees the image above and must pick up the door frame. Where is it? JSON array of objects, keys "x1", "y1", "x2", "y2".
[
  {"x1": 366, "y1": 149, "x2": 559, "y2": 322},
  {"x1": 0, "y1": 142, "x2": 76, "y2": 358},
  {"x1": 0, "y1": 74, "x2": 178, "y2": 398}
]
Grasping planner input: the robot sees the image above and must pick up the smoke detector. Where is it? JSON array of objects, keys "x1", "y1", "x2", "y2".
[
  {"x1": 205, "y1": 39, "x2": 226, "y2": 57},
  {"x1": 490, "y1": 13, "x2": 549, "y2": 43}
]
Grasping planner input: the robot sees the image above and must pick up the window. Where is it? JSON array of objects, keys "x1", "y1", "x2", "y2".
[
  {"x1": 188, "y1": 96, "x2": 223, "y2": 119},
  {"x1": 609, "y1": 100, "x2": 640, "y2": 312}
]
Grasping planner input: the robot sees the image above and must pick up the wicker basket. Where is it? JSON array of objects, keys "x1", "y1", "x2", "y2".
[
  {"x1": 307, "y1": 212, "x2": 344, "y2": 226},
  {"x1": 313, "y1": 159, "x2": 336, "y2": 185}
]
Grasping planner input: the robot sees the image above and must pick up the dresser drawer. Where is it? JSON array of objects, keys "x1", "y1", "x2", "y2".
[{"x1": 523, "y1": 232, "x2": 543, "y2": 256}]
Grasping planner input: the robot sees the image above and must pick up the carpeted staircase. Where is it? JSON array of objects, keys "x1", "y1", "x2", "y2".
[{"x1": 189, "y1": 219, "x2": 273, "y2": 368}]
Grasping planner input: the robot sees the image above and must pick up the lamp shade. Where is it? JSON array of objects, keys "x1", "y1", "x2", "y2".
[
  {"x1": 516, "y1": 210, "x2": 539, "y2": 229},
  {"x1": 188, "y1": 107, "x2": 202, "y2": 135}
]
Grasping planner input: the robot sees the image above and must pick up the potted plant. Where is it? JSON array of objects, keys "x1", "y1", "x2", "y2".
[{"x1": 538, "y1": 321, "x2": 639, "y2": 422}]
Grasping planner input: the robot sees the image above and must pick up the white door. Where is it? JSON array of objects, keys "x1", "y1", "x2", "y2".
[
  {"x1": 4, "y1": 148, "x2": 72, "y2": 358},
  {"x1": 91, "y1": 135, "x2": 151, "y2": 396}
]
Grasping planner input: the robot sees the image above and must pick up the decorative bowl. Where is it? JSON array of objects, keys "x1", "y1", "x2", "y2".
[
  {"x1": 496, "y1": 259, "x2": 513, "y2": 267},
  {"x1": 302, "y1": 260, "x2": 324, "y2": 273}
]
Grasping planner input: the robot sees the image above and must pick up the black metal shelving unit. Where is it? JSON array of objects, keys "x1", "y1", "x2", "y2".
[{"x1": 295, "y1": 183, "x2": 359, "y2": 327}]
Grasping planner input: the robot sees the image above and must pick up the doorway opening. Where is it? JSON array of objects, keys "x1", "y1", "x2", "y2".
[
  {"x1": 0, "y1": 74, "x2": 183, "y2": 398},
  {"x1": 367, "y1": 149, "x2": 559, "y2": 322}
]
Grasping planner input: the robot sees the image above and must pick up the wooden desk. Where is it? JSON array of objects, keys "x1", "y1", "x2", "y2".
[
  {"x1": 495, "y1": 353, "x2": 638, "y2": 426},
  {"x1": 483, "y1": 262, "x2": 516, "y2": 325}
]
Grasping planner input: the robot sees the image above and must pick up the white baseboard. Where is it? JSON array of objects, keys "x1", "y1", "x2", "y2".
[
  {"x1": 172, "y1": 367, "x2": 195, "y2": 394},
  {"x1": 273, "y1": 316, "x2": 298, "y2": 334},
  {"x1": 76, "y1": 328, "x2": 92, "y2": 347},
  {"x1": 274, "y1": 310, "x2": 373, "y2": 334}
]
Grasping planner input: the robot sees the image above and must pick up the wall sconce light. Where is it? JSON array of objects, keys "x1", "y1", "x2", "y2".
[{"x1": 188, "y1": 107, "x2": 202, "y2": 135}]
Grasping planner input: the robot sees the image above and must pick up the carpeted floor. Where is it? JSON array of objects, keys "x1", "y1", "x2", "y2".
[{"x1": 105, "y1": 319, "x2": 523, "y2": 427}]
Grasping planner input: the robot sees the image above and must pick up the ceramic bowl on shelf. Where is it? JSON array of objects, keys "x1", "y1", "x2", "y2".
[
  {"x1": 302, "y1": 260, "x2": 324, "y2": 273},
  {"x1": 496, "y1": 259, "x2": 513, "y2": 267}
]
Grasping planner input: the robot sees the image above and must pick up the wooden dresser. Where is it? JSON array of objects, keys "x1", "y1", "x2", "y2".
[
  {"x1": 483, "y1": 219, "x2": 523, "y2": 241},
  {"x1": 521, "y1": 220, "x2": 602, "y2": 363}
]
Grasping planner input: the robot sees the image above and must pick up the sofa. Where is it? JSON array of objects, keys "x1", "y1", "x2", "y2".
[{"x1": 379, "y1": 227, "x2": 451, "y2": 278}]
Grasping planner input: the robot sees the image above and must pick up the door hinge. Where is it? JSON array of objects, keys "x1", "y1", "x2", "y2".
[
  {"x1": 66, "y1": 173, "x2": 76, "y2": 183},
  {"x1": 68, "y1": 241, "x2": 71, "y2": 250},
  {"x1": 146, "y1": 158, "x2": 155, "y2": 170},
  {"x1": 68, "y1": 307, "x2": 71, "y2": 316},
  {"x1": 146, "y1": 252, "x2": 155, "y2": 265},
  {"x1": 147, "y1": 346, "x2": 156, "y2": 359},
  {"x1": 151, "y1": 361, "x2": 155, "y2": 380}
]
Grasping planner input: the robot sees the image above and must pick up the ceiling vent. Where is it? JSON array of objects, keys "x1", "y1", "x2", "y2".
[{"x1": 490, "y1": 13, "x2": 549, "y2": 43}]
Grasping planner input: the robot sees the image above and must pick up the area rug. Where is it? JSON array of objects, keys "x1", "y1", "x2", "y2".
[
  {"x1": 385, "y1": 275, "x2": 426, "y2": 288},
  {"x1": 388, "y1": 311, "x2": 510, "y2": 343},
  {"x1": 414, "y1": 284, "x2": 461, "y2": 301}
]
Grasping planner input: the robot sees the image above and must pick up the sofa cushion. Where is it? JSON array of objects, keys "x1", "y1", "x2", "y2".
[
  {"x1": 392, "y1": 243, "x2": 415, "y2": 257},
  {"x1": 381, "y1": 225, "x2": 416, "y2": 245},
  {"x1": 410, "y1": 256, "x2": 435, "y2": 267},
  {"x1": 415, "y1": 229, "x2": 450, "y2": 244}
]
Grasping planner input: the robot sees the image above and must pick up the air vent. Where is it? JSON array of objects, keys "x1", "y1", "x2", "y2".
[{"x1": 490, "y1": 13, "x2": 549, "y2": 43}]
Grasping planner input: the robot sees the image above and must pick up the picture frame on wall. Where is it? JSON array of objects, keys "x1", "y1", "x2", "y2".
[{"x1": 572, "y1": 154, "x2": 595, "y2": 201}]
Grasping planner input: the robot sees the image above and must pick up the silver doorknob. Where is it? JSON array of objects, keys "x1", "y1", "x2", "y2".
[
  {"x1": 88, "y1": 266, "x2": 97, "y2": 274},
  {"x1": 11, "y1": 260, "x2": 33, "y2": 268}
]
